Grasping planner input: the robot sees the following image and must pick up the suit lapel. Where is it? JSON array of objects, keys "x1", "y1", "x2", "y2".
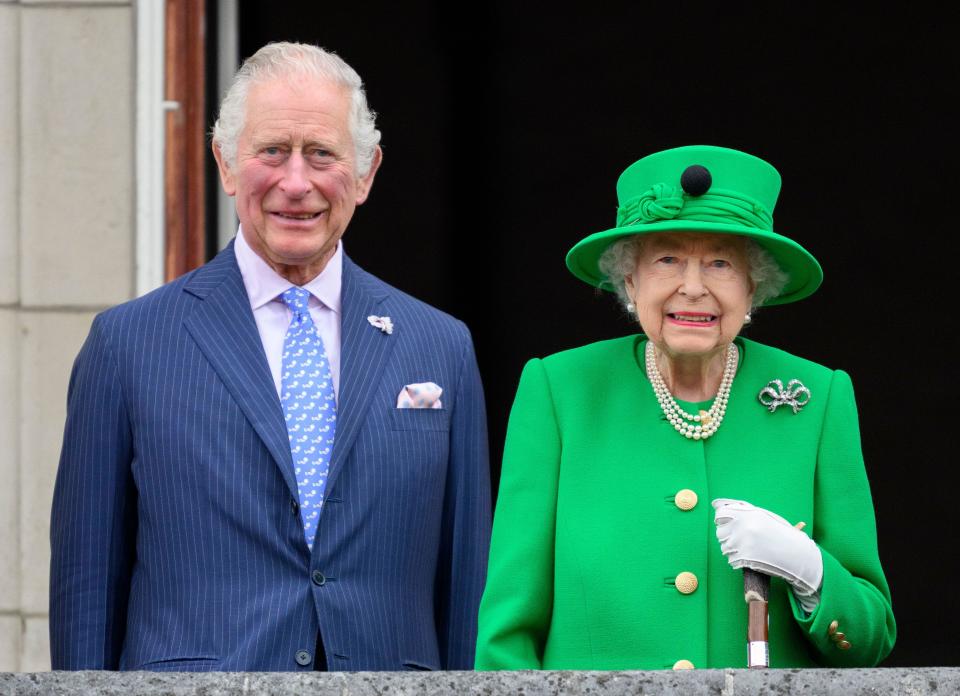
[
  {"x1": 325, "y1": 255, "x2": 395, "y2": 496},
  {"x1": 182, "y1": 244, "x2": 299, "y2": 500}
]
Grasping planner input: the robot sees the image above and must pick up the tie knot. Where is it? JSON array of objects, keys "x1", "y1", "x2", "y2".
[{"x1": 280, "y1": 287, "x2": 311, "y2": 317}]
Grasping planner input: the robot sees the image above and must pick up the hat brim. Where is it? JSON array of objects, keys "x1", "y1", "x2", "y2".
[{"x1": 565, "y1": 221, "x2": 823, "y2": 306}]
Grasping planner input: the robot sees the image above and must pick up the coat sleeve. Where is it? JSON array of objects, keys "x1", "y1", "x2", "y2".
[
  {"x1": 787, "y1": 369, "x2": 896, "y2": 666},
  {"x1": 49, "y1": 314, "x2": 137, "y2": 669},
  {"x1": 475, "y1": 358, "x2": 560, "y2": 669},
  {"x1": 433, "y1": 324, "x2": 492, "y2": 669}
]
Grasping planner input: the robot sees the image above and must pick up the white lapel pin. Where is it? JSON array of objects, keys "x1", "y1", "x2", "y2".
[{"x1": 367, "y1": 315, "x2": 394, "y2": 335}]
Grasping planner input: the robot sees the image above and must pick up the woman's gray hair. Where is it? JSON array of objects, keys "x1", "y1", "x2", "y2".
[
  {"x1": 596, "y1": 234, "x2": 789, "y2": 313},
  {"x1": 212, "y1": 42, "x2": 381, "y2": 176}
]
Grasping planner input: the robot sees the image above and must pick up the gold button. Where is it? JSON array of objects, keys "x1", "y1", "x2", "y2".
[
  {"x1": 675, "y1": 489, "x2": 698, "y2": 511},
  {"x1": 675, "y1": 572, "x2": 698, "y2": 594},
  {"x1": 832, "y1": 631, "x2": 846, "y2": 642},
  {"x1": 672, "y1": 659, "x2": 695, "y2": 670},
  {"x1": 828, "y1": 620, "x2": 839, "y2": 636},
  {"x1": 838, "y1": 640, "x2": 852, "y2": 650}
]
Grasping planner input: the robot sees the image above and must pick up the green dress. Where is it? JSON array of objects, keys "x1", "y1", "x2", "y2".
[{"x1": 475, "y1": 335, "x2": 895, "y2": 670}]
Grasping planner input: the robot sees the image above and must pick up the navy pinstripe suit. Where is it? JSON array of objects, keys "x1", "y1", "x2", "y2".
[{"x1": 49, "y1": 243, "x2": 491, "y2": 671}]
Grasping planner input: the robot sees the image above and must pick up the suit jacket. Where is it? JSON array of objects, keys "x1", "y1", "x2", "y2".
[
  {"x1": 50, "y1": 243, "x2": 491, "y2": 671},
  {"x1": 475, "y1": 335, "x2": 895, "y2": 670}
]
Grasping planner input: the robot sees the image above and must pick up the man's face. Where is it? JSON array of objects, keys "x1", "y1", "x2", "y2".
[{"x1": 214, "y1": 74, "x2": 381, "y2": 280}]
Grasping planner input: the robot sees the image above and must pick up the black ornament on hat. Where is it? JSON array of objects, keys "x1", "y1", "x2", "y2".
[{"x1": 680, "y1": 164, "x2": 712, "y2": 196}]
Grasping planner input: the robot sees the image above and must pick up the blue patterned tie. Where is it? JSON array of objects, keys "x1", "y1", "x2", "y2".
[{"x1": 279, "y1": 287, "x2": 336, "y2": 550}]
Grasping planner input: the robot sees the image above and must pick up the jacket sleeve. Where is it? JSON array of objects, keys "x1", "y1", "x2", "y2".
[
  {"x1": 433, "y1": 324, "x2": 492, "y2": 669},
  {"x1": 788, "y1": 369, "x2": 897, "y2": 666},
  {"x1": 475, "y1": 358, "x2": 560, "y2": 669},
  {"x1": 49, "y1": 314, "x2": 136, "y2": 669}
]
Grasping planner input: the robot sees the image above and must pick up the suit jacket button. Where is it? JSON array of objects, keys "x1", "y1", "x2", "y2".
[
  {"x1": 295, "y1": 650, "x2": 312, "y2": 666},
  {"x1": 673, "y1": 659, "x2": 695, "y2": 670},
  {"x1": 311, "y1": 570, "x2": 326, "y2": 586},
  {"x1": 291, "y1": 499, "x2": 300, "y2": 516},
  {"x1": 675, "y1": 489, "x2": 698, "y2": 511},
  {"x1": 675, "y1": 572, "x2": 698, "y2": 594}
]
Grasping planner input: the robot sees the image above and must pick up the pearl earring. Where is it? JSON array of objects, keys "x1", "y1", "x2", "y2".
[
  {"x1": 626, "y1": 302, "x2": 636, "y2": 313},
  {"x1": 744, "y1": 312, "x2": 752, "y2": 324}
]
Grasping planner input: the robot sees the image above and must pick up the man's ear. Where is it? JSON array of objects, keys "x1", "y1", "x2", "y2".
[
  {"x1": 212, "y1": 142, "x2": 237, "y2": 196},
  {"x1": 355, "y1": 145, "x2": 383, "y2": 205}
]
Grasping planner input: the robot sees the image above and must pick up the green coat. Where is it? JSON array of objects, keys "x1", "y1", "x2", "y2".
[{"x1": 475, "y1": 335, "x2": 895, "y2": 670}]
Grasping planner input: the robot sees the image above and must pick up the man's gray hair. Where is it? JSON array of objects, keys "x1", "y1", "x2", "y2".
[
  {"x1": 596, "y1": 234, "x2": 789, "y2": 313},
  {"x1": 212, "y1": 42, "x2": 381, "y2": 176}
]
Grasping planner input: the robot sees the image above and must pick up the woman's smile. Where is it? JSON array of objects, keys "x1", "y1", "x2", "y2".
[{"x1": 666, "y1": 311, "x2": 718, "y2": 326}]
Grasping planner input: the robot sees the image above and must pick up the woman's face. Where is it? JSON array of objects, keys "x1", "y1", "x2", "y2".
[{"x1": 625, "y1": 233, "x2": 754, "y2": 359}]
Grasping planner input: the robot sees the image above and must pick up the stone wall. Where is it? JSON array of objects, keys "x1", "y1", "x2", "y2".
[
  {"x1": 2, "y1": 668, "x2": 960, "y2": 695},
  {"x1": 0, "y1": 0, "x2": 136, "y2": 672}
]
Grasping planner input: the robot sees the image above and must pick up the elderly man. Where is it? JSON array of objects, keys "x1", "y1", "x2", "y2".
[{"x1": 50, "y1": 42, "x2": 490, "y2": 672}]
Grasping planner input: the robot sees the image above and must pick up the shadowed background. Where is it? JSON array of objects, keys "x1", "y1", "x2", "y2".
[{"x1": 225, "y1": 2, "x2": 957, "y2": 667}]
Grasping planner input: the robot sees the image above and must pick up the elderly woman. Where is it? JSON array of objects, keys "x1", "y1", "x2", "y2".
[{"x1": 475, "y1": 145, "x2": 895, "y2": 670}]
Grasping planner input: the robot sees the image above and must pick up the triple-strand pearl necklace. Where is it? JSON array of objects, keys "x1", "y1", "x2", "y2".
[{"x1": 645, "y1": 341, "x2": 739, "y2": 440}]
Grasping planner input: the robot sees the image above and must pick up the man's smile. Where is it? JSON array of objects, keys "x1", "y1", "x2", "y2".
[{"x1": 271, "y1": 210, "x2": 324, "y2": 220}]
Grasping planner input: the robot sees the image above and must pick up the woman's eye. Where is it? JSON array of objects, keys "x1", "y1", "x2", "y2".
[
  {"x1": 657, "y1": 256, "x2": 678, "y2": 264},
  {"x1": 709, "y1": 259, "x2": 731, "y2": 268}
]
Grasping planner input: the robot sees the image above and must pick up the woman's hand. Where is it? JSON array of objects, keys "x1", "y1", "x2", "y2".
[{"x1": 712, "y1": 498, "x2": 823, "y2": 610}]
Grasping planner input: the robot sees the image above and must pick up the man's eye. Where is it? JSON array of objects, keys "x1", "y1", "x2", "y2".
[
  {"x1": 309, "y1": 148, "x2": 332, "y2": 159},
  {"x1": 259, "y1": 147, "x2": 284, "y2": 160}
]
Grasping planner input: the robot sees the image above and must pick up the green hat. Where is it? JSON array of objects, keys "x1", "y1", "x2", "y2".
[{"x1": 565, "y1": 145, "x2": 823, "y2": 305}]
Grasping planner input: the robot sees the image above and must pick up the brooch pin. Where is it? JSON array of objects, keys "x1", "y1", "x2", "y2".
[
  {"x1": 367, "y1": 315, "x2": 394, "y2": 335},
  {"x1": 758, "y1": 379, "x2": 811, "y2": 414}
]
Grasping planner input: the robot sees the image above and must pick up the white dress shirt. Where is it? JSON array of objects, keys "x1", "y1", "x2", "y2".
[{"x1": 233, "y1": 226, "x2": 342, "y2": 400}]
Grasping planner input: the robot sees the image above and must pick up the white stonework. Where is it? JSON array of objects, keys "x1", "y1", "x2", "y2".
[
  {"x1": 0, "y1": 310, "x2": 20, "y2": 614},
  {"x1": 0, "y1": 3, "x2": 18, "y2": 304},
  {"x1": 3, "y1": 0, "x2": 137, "y2": 671},
  {"x1": 22, "y1": 0, "x2": 127, "y2": 4},
  {"x1": 20, "y1": 617, "x2": 50, "y2": 673},
  {"x1": 0, "y1": 617, "x2": 22, "y2": 672},
  {"x1": 20, "y1": 4, "x2": 134, "y2": 307}
]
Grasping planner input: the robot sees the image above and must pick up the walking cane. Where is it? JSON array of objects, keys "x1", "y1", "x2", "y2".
[
  {"x1": 744, "y1": 568, "x2": 770, "y2": 668},
  {"x1": 744, "y1": 520, "x2": 806, "y2": 668}
]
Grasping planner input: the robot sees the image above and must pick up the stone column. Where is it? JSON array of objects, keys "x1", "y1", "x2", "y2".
[
  {"x1": 0, "y1": 0, "x2": 23, "y2": 674},
  {"x1": 1, "y1": 0, "x2": 136, "y2": 672}
]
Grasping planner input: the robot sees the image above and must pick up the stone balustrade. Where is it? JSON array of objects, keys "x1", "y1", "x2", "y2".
[{"x1": 2, "y1": 668, "x2": 959, "y2": 695}]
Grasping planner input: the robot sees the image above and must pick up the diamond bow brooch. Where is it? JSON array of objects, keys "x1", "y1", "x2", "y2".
[
  {"x1": 758, "y1": 379, "x2": 811, "y2": 414},
  {"x1": 367, "y1": 315, "x2": 394, "y2": 335}
]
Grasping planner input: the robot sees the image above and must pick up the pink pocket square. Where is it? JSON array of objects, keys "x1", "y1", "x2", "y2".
[{"x1": 396, "y1": 382, "x2": 443, "y2": 409}]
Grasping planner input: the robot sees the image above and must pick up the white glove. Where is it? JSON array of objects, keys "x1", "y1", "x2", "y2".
[{"x1": 712, "y1": 498, "x2": 823, "y2": 612}]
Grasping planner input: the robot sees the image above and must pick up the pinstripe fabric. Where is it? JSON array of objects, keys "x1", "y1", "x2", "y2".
[{"x1": 50, "y1": 242, "x2": 491, "y2": 672}]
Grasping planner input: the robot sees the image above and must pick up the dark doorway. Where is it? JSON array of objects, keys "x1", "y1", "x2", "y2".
[{"x1": 237, "y1": 3, "x2": 957, "y2": 667}]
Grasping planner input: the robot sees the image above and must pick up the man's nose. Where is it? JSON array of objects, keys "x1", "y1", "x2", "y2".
[{"x1": 279, "y1": 152, "x2": 311, "y2": 198}]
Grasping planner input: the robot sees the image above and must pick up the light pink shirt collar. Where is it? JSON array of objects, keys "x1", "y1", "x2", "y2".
[{"x1": 234, "y1": 226, "x2": 343, "y2": 311}]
